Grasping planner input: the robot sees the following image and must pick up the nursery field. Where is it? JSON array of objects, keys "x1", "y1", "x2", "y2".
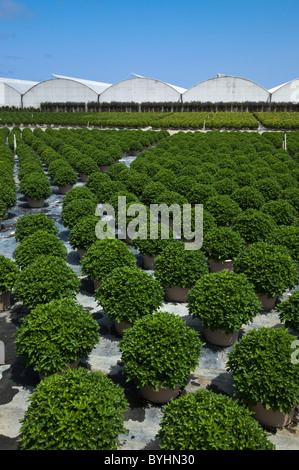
[
  {"x1": 0, "y1": 126, "x2": 298, "y2": 451},
  {"x1": 1, "y1": 110, "x2": 299, "y2": 130}
]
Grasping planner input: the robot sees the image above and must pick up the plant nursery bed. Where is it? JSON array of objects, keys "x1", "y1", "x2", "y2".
[{"x1": 0, "y1": 146, "x2": 298, "y2": 451}]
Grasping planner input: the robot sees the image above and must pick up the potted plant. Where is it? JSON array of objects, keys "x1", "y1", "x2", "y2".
[
  {"x1": 205, "y1": 195, "x2": 242, "y2": 227},
  {"x1": 61, "y1": 198, "x2": 98, "y2": 229},
  {"x1": 0, "y1": 254, "x2": 19, "y2": 312},
  {"x1": 231, "y1": 209, "x2": 277, "y2": 245},
  {"x1": 266, "y1": 225, "x2": 299, "y2": 267},
  {"x1": 13, "y1": 255, "x2": 81, "y2": 311},
  {"x1": 277, "y1": 290, "x2": 299, "y2": 333},
  {"x1": 154, "y1": 241, "x2": 209, "y2": 302},
  {"x1": 14, "y1": 230, "x2": 68, "y2": 268},
  {"x1": 95, "y1": 266, "x2": 164, "y2": 335},
  {"x1": 14, "y1": 213, "x2": 59, "y2": 242},
  {"x1": 260, "y1": 199, "x2": 298, "y2": 226},
  {"x1": 188, "y1": 271, "x2": 261, "y2": 346},
  {"x1": 234, "y1": 242, "x2": 298, "y2": 310},
  {"x1": 15, "y1": 297, "x2": 100, "y2": 379},
  {"x1": 18, "y1": 368, "x2": 128, "y2": 450},
  {"x1": 231, "y1": 186, "x2": 265, "y2": 211},
  {"x1": 119, "y1": 310, "x2": 204, "y2": 403},
  {"x1": 0, "y1": 199, "x2": 7, "y2": 228},
  {"x1": 52, "y1": 166, "x2": 78, "y2": 194},
  {"x1": 69, "y1": 215, "x2": 101, "y2": 259},
  {"x1": 61, "y1": 185, "x2": 98, "y2": 210},
  {"x1": 75, "y1": 156, "x2": 99, "y2": 181},
  {"x1": 226, "y1": 327, "x2": 299, "y2": 428},
  {"x1": 80, "y1": 238, "x2": 137, "y2": 290},
  {"x1": 202, "y1": 226, "x2": 245, "y2": 272},
  {"x1": 19, "y1": 172, "x2": 52, "y2": 208},
  {"x1": 157, "y1": 389, "x2": 275, "y2": 450}
]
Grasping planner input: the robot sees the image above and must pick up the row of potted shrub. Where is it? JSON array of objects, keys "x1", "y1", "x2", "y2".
[{"x1": 0, "y1": 128, "x2": 18, "y2": 225}]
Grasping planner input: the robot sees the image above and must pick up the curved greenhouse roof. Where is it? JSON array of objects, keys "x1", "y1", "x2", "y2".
[
  {"x1": 183, "y1": 75, "x2": 271, "y2": 103},
  {"x1": 51, "y1": 74, "x2": 112, "y2": 94},
  {"x1": 269, "y1": 79, "x2": 299, "y2": 103}
]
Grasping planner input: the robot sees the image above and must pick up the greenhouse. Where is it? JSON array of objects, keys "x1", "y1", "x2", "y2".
[
  {"x1": 269, "y1": 79, "x2": 299, "y2": 103},
  {"x1": 0, "y1": 77, "x2": 38, "y2": 107}
]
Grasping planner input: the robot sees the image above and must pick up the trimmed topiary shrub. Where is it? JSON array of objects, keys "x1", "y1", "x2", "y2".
[
  {"x1": 0, "y1": 254, "x2": 19, "y2": 293},
  {"x1": 15, "y1": 213, "x2": 58, "y2": 242},
  {"x1": 14, "y1": 255, "x2": 81, "y2": 311},
  {"x1": 205, "y1": 195, "x2": 241, "y2": 226},
  {"x1": 157, "y1": 389, "x2": 275, "y2": 450},
  {"x1": 234, "y1": 242, "x2": 298, "y2": 298},
  {"x1": 0, "y1": 183, "x2": 17, "y2": 209},
  {"x1": 282, "y1": 187, "x2": 299, "y2": 212},
  {"x1": 202, "y1": 226, "x2": 245, "y2": 262},
  {"x1": 95, "y1": 266, "x2": 164, "y2": 325},
  {"x1": 154, "y1": 241, "x2": 209, "y2": 288},
  {"x1": 18, "y1": 368, "x2": 128, "y2": 450},
  {"x1": 52, "y1": 166, "x2": 78, "y2": 187},
  {"x1": 231, "y1": 209, "x2": 277, "y2": 244},
  {"x1": 226, "y1": 327, "x2": 299, "y2": 414},
  {"x1": 231, "y1": 186, "x2": 265, "y2": 210},
  {"x1": 61, "y1": 198, "x2": 98, "y2": 229},
  {"x1": 119, "y1": 310, "x2": 204, "y2": 391},
  {"x1": 15, "y1": 297, "x2": 100, "y2": 377},
  {"x1": 254, "y1": 177, "x2": 282, "y2": 202},
  {"x1": 0, "y1": 199, "x2": 7, "y2": 220},
  {"x1": 75, "y1": 156, "x2": 99, "y2": 176},
  {"x1": 140, "y1": 181, "x2": 167, "y2": 205},
  {"x1": 80, "y1": 238, "x2": 137, "y2": 282},
  {"x1": 266, "y1": 225, "x2": 299, "y2": 265},
  {"x1": 19, "y1": 172, "x2": 51, "y2": 201},
  {"x1": 69, "y1": 215, "x2": 100, "y2": 251},
  {"x1": 61, "y1": 185, "x2": 98, "y2": 209},
  {"x1": 187, "y1": 183, "x2": 218, "y2": 205},
  {"x1": 260, "y1": 199, "x2": 298, "y2": 226},
  {"x1": 188, "y1": 271, "x2": 261, "y2": 334},
  {"x1": 278, "y1": 290, "x2": 299, "y2": 332}
]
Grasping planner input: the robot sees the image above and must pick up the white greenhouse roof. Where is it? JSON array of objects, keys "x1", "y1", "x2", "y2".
[
  {"x1": 268, "y1": 79, "x2": 299, "y2": 93},
  {"x1": 131, "y1": 72, "x2": 186, "y2": 94},
  {"x1": 0, "y1": 77, "x2": 38, "y2": 94},
  {"x1": 52, "y1": 74, "x2": 112, "y2": 94}
]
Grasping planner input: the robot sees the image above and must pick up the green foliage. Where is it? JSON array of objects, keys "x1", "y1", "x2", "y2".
[
  {"x1": 15, "y1": 213, "x2": 58, "y2": 242},
  {"x1": 69, "y1": 215, "x2": 100, "y2": 250},
  {"x1": 119, "y1": 310, "x2": 204, "y2": 390},
  {"x1": 157, "y1": 389, "x2": 275, "y2": 450},
  {"x1": 131, "y1": 221, "x2": 176, "y2": 257},
  {"x1": 154, "y1": 241, "x2": 209, "y2": 288},
  {"x1": 202, "y1": 226, "x2": 245, "y2": 261},
  {"x1": 0, "y1": 182, "x2": 17, "y2": 209},
  {"x1": 61, "y1": 185, "x2": 98, "y2": 209},
  {"x1": 266, "y1": 225, "x2": 299, "y2": 265},
  {"x1": 61, "y1": 198, "x2": 98, "y2": 229},
  {"x1": 282, "y1": 187, "x2": 299, "y2": 212},
  {"x1": 19, "y1": 172, "x2": 51, "y2": 200},
  {"x1": 140, "y1": 181, "x2": 167, "y2": 205},
  {"x1": 53, "y1": 166, "x2": 78, "y2": 187},
  {"x1": 14, "y1": 255, "x2": 81, "y2": 311},
  {"x1": 0, "y1": 254, "x2": 19, "y2": 293},
  {"x1": 15, "y1": 297, "x2": 100, "y2": 377},
  {"x1": 231, "y1": 209, "x2": 277, "y2": 243},
  {"x1": 95, "y1": 266, "x2": 164, "y2": 324},
  {"x1": 80, "y1": 238, "x2": 136, "y2": 281},
  {"x1": 188, "y1": 271, "x2": 261, "y2": 334},
  {"x1": 205, "y1": 195, "x2": 241, "y2": 226},
  {"x1": 14, "y1": 230, "x2": 67, "y2": 268},
  {"x1": 18, "y1": 368, "x2": 128, "y2": 450},
  {"x1": 231, "y1": 186, "x2": 265, "y2": 210},
  {"x1": 0, "y1": 199, "x2": 6, "y2": 219},
  {"x1": 75, "y1": 156, "x2": 99, "y2": 175},
  {"x1": 226, "y1": 327, "x2": 299, "y2": 414},
  {"x1": 187, "y1": 183, "x2": 218, "y2": 205},
  {"x1": 254, "y1": 177, "x2": 282, "y2": 202},
  {"x1": 234, "y1": 242, "x2": 298, "y2": 297},
  {"x1": 260, "y1": 199, "x2": 298, "y2": 226},
  {"x1": 278, "y1": 290, "x2": 299, "y2": 332}
]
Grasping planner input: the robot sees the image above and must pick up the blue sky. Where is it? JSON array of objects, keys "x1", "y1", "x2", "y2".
[{"x1": 0, "y1": 0, "x2": 298, "y2": 90}]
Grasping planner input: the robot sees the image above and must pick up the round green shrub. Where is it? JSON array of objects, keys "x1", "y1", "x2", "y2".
[
  {"x1": 119, "y1": 310, "x2": 204, "y2": 390},
  {"x1": 260, "y1": 199, "x2": 297, "y2": 226},
  {"x1": 234, "y1": 242, "x2": 298, "y2": 297},
  {"x1": 154, "y1": 241, "x2": 209, "y2": 288},
  {"x1": 48, "y1": 158, "x2": 70, "y2": 179},
  {"x1": 15, "y1": 297, "x2": 100, "y2": 377},
  {"x1": 187, "y1": 183, "x2": 218, "y2": 205},
  {"x1": 214, "y1": 178, "x2": 239, "y2": 196},
  {"x1": 95, "y1": 266, "x2": 164, "y2": 324},
  {"x1": 61, "y1": 198, "x2": 98, "y2": 229},
  {"x1": 282, "y1": 187, "x2": 299, "y2": 212},
  {"x1": 80, "y1": 238, "x2": 137, "y2": 281},
  {"x1": 0, "y1": 183, "x2": 17, "y2": 209},
  {"x1": 140, "y1": 181, "x2": 167, "y2": 205},
  {"x1": 13, "y1": 255, "x2": 81, "y2": 311},
  {"x1": 231, "y1": 186, "x2": 265, "y2": 210},
  {"x1": 18, "y1": 368, "x2": 128, "y2": 450},
  {"x1": 205, "y1": 195, "x2": 241, "y2": 226},
  {"x1": 61, "y1": 185, "x2": 98, "y2": 209},
  {"x1": 156, "y1": 190, "x2": 189, "y2": 207},
  {"x1": 69, "y1": 215, "x2": 100, "y2": 250},
  {"x1": 226, "y1": 327, "x2": 299, "y2": 414},
  {"x1": 278, "y1": 290, "x2": 299, "y2": 332},
  {"x1": 19, "y1": 172, "x2": 51, "y2": 200},
  {"x1": 75, "y1": 156, "x2": 99, "y2": 176},
  {"x1": 15, "y1": 213, "x2": 58, "y2": 242},
  {"x1": 188, "y1": 271, "x2": 261, "y2": 334},
  {"x1": 157, "y1": 389, "x2": 275, "y2": 450},
  {"x1": 254, "y1": 177, "x2": 282, "y2": 202},
  {"x1": 202, "y1": 226, "x2": 245, "y2": 262},
  {"x1": 14, "y1": 230, "x2": 67, "y2": 268},
  {"x1": 0, "y1": 199, "x2": 7, "y2": 219},
  {"x1": 231, "y1": 209, "x2": 277, "y2": 243},
  {"x1": 131, "y1": 220, "x2": 176, "y2": 257},
  {"x1": 0, "y1": 254, "x2": 19, "y2": 293},
  {"x1": 53, "y1": 166, "x2": 78, "y2": 187},
  {"x1": 266, "y1": 225, "x2": 299, "y2": 265}
]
